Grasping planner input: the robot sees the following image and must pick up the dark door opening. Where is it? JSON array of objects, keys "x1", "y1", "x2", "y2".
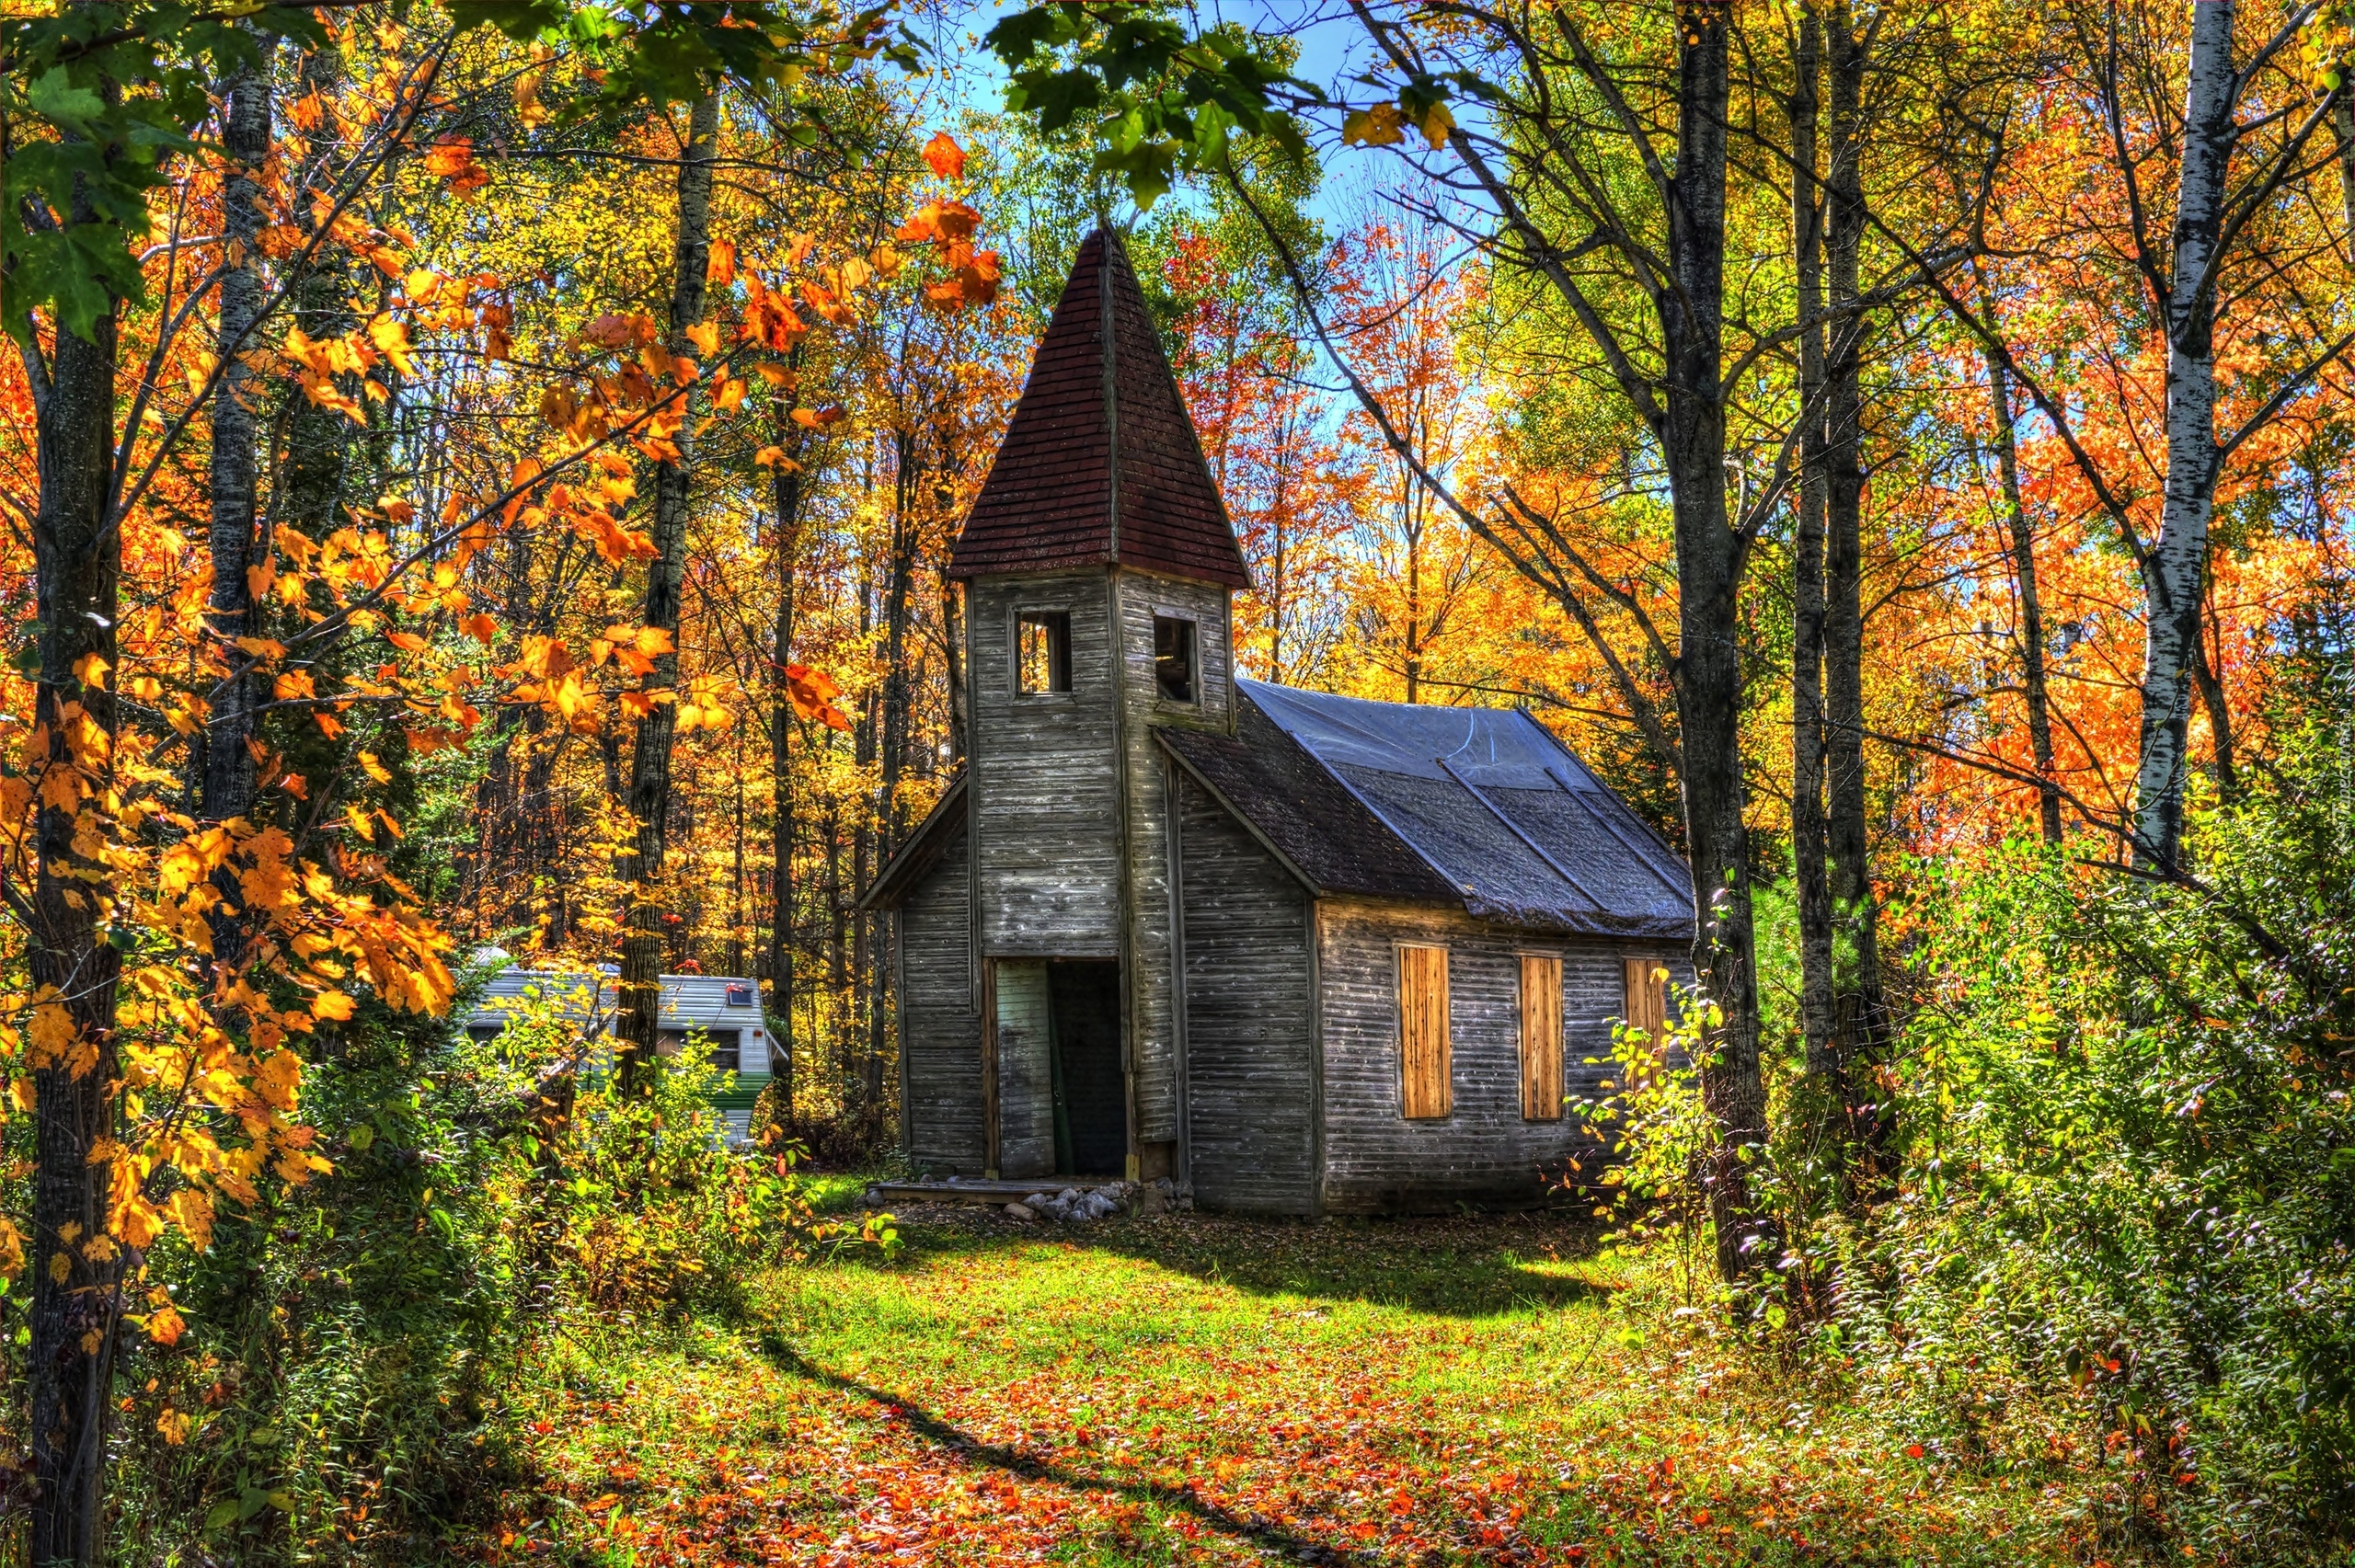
[{"x1": 1047, "y1": 960, "x2": 1126, "y2": 1176}]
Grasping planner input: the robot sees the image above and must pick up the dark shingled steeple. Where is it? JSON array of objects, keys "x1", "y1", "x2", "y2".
[{"x1": 948, "y1": 229, "x2": 1251, "y2": 589}]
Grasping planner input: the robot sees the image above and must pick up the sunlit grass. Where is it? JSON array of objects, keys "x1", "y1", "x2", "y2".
[{"x1": 490, "y1": 1208, "x2": 2140, "y2": 1565}]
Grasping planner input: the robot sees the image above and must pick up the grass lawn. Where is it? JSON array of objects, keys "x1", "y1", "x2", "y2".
[{"x1": 489, "y1": 1203, "x2": 2140, "y2": 1566}]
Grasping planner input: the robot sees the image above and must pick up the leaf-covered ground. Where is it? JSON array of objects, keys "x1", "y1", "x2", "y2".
[{"x1": 487, "y1": 1205, "x2": 2133, "y2": 1565}]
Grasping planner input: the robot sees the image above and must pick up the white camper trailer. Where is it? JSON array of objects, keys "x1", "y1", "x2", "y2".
[{"x1": 463, "y1": 966, "x2": 774, "y2": 1142}]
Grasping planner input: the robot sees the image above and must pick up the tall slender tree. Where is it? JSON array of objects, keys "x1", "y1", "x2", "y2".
[
  {"x1": 615, "y1": 91, "x2": 722, "y2": 1093},
  {"x1": 1821, "y1": 0, "x2": 1888, "y2": 1171},
  {"x1": 1788, "y1": 1, "x2": 1840, "y2": 1101},
  {"x1": 1979, "y1": 335, "x2": 2064, "y2": 846}
]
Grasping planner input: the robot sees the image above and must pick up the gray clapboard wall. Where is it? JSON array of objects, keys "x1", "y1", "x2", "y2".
[
  {"x1": 1171, "y1": 770, "x2": 1316, "y2": 1214},
  {"x1": 899, "y1": 820, "x2": 984, "y2": 1173},
  {"x1": 1116, "y1": 570, "x2": 1234, "y2": 1151},
  {"x1": 967, "y1": 573, "x2": 1123, "y2": 958},
  {"x1": 1313, "y1": 897, "x2": 1689, "y2": 1213}
]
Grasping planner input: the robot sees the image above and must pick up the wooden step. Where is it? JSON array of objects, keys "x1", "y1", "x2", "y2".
[{"x1": 867, "y1": 1178, "x2": 1126, "y2": 1207}]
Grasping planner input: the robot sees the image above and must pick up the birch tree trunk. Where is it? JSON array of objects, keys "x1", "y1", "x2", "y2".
[
  {"x1": 2132, "y1": 0, "x2": 2235, "y2": 873},
  {"x1": 615, "y1": 92, "x2": 720, "y2": 1093},
  {"x1": 1789, "y1": 1, "x2": 1838, "y2": 1093},
  {"x1": 1982, "y1": 345, "x2": 2063, "y2": 844},
  {"x1": 1663, "y1": 0, "x2": 1772, "y2": 1280}
]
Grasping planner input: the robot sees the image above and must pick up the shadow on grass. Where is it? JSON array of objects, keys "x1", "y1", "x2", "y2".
[
  {"x1": 759, "y1": 1335, "x2": 1374, "y2": 1565},
  {"x1": 867, "y1": 1206, "x2": 1618, "y2": 1319}
]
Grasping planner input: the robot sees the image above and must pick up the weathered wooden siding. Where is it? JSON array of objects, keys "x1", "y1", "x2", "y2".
[
  {"x1": 1172, "y1": 771, "x2": 1315, "y2": 1214},
  {"x1": 898, "y1": 820, "x2": 983, "y2": 1173},
  {"x1": 968, "y1": 573, "x2": 1122, "y2": 957},
  {"x1": 1117, "y1": 572, "x2": 1234, "y2": 1149},
  {"x1": 1314, "y1": 897, "x2": 1693, "y2": 1213},
  {"x1": 994, "y1": 959, "x2": 1056, "y2": 1179}
]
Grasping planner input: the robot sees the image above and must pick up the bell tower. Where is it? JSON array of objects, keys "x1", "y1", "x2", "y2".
[{"x1": 946, "y1": 229, "x2": 1250, "y2": 1183}]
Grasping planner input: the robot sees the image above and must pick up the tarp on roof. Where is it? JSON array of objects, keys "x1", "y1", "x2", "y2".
[{"x1": 1238, "y1": 680, "x2": 1693, "y2": 940}]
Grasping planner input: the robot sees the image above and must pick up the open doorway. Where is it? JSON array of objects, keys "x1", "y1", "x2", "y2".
[{"x1": 1047, "y1": 960, "x2": 1126, "y2": 1176}]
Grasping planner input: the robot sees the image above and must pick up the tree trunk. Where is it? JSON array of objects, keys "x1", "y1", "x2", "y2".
[
  {"x1": 826, "y1": 804, "x2": 846, "y2": 1001},
  {"x1": 766, "y1": 398, "x2": 808, "y2": 1114},
  {"x1": 615, "y1": 92, "x2": 721, "y2": 1094},
  {"x1": 278, "y1": 47, "x2": 356, "y2": 547},
  {"x1": 1825, "y1": 0, "x2": 1888, "y2": 1181},
  {"x1": 1404, "y1": 506, "x2": 1423, "y2": 704},
  {"x1": 2191, "y1": 607, "x2": 2236, "y2": 801},
  {"x1": 869, "y1": 432, "x2": 918, "y2": 1127},
  {"x1": 201, "y1": 45, "x2": 272, "y2": 862},
  {"x1": 1982, "y1": 344, "x2": 2063, "y2": 844},
  {"x1": 941, "y1": 566, "x2": 967, "y2": 764},
  {"x1": 1788, "y1": 2, "x2": 1838, "y2": 1095},
  {"x1": 2132, "y1": 0, "x2": 2234, "y2": 873},
  {"x1": 730, "y1": 730, "x2": 747, "y2": 977},
  {"x1": 24, "y1": 256, "x2": 126, "y2": 1568},
  {"x1": 1662, "y1": 0, "x2": 1770, "y2": 1281}
]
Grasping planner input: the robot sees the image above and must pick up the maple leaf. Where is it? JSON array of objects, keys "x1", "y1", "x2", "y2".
[
  {"x1": 585, "y1": 313, "x2": 652, "y2": 349},
  {"x1": 422, "y1": 137, "x2": 490, "y2": 196},
  {"x1": 923, "y1": 132, "x2": 968, "y2": 180},
  {"x1": 785, "y1": 664, "x2": 851, "y2": 730},
  {"x1": 798, "y1": 281, "x2": 853, "y2": 326},
  {"x1": 1342, "y1": 103, "x2": 1407, "y2": 147},
  {"x1": 28, "y1": 1001, "x2": 78, "y2": 1065},
  {"x1": 367, "y1": 315, "x2": 419, "y2": 377}
]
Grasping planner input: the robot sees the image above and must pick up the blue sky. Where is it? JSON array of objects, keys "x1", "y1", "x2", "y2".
[{"x1": 902, "y1": 1, "x2": 1407, "y2": 235}]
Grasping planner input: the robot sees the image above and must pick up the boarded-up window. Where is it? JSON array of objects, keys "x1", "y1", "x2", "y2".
[
  {"x1": 1397, "y1": 944, "x2": 1451, "y2": 1119},
  {"x1": 1623, "y1": 957, "x2": 1669, "y2": 1065},
  {"x1": 1520, "y1": 955, "x2": 1563, "y2": 1120}
]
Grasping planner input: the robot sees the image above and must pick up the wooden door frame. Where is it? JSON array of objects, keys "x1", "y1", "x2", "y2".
[{"x1": 981, "y1": 957, "x2": 1000, "y2": 1177}]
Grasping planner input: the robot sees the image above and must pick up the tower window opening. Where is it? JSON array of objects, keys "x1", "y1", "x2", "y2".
[
  {"x1": 1155, "y1": 615, "x2": 1198, "y2": 704},
  {"x1": 1017, "y1": 612, "x2": 1071, "y2": 694}
]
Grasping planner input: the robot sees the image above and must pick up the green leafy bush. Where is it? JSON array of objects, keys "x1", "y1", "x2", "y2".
[
  {"x1": 1573, "y1": 988, "x2": 1726, "y2": 1305},
  {"x1": 1845, "y1": 661, "x2": 2355, "y2": 1560},
  {"x1": 107, "y1": 976, "x2": 884, "y2": 1563}
]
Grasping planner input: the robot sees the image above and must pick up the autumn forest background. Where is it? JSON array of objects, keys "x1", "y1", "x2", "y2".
[{"x1": 3, "y1": 0, "x2": 2355, "y2": 1562}]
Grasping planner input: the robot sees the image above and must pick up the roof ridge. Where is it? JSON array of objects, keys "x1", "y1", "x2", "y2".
[{"x1": 1100, "y1": 235, "x2": 1120, "y2": 558}]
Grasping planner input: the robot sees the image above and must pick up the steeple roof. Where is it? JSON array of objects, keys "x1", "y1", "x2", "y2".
[{"x1": 948, "y1": 229, "x2": 1251, "y2": 588}]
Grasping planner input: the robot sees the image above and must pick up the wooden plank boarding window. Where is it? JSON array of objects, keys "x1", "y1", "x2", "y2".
[
  {"x1": 1623, "y1": 957, "x2": 1669, "y2": 1077},
  {"x1": 1397, "y1": 944, "x2": 1451, "y2": 1119},
  {"x1": 1520, "y1": 955, "x2": 1563, "y2": 1120}
]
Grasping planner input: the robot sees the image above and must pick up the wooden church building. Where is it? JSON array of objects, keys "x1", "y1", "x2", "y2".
[{"x1": 866, "y1": 230, "x2": 1694, "y2": 1215}]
